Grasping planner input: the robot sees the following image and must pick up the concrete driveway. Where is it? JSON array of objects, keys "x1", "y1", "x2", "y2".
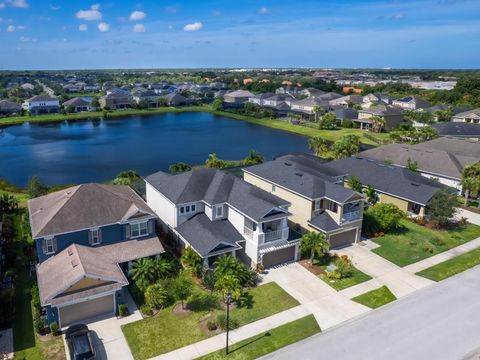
[
  {"x1": 63, "y1": 291, "x2": 140, "y2": 360},
  {"x1": 456, "y1": 208, "x2": 480, "y2": 226}
]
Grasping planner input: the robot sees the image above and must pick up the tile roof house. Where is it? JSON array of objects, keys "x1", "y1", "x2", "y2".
[
  {"x1": 0, "y1": 99, "x2": 22, "y2": 115},
  {"x1": 243, "y1": 154, "x2": 365, "y2": 249},
  {"x1": 145, "y1": 169, "x2": 300, "y2": 269},
  {"x1": 22, "y1": 95, "x2": 60, "y2": 115},
  {"x1": 28, "y1": 183, "x2": 164, "y2": 327},
  {"x1": 452, "y1": 108, "x2": 480, "y2": 124},
  {"x1": 62, "y1": 97, "x2": 96, "y2": 113}
]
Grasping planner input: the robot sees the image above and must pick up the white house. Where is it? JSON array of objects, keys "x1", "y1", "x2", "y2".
[
  {"x1": 22, "y1": 95, "x2": 60, "y2": 115},
  {"x1": 145, "y1": 169, "x2": 300, "y2": 268}
]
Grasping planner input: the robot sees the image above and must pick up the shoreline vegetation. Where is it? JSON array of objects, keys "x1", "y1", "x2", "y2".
[{"x1": 0, "y1": 105, "x2": 388, "y2": 146}]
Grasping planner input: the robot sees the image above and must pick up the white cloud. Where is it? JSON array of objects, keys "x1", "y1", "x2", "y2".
[
  {"x1": 6, "y1": 0, "x2": 29, "y2": 8},
  {"x1": 133, "y1": 23, "x2": 145, "y2": 32},
  {"x1": 7, "y1": 24, "x2": 24, "y2": 32},
  {"x1": 258, "y1": 7, "x2": 269, "y2": 15},
  {"x1": 19, "y1": 35, "x2": 35, "y2": 42},
  {"x1": 97, "y1": 22, "x2": 109, "y2": 32},
  {"x1": 129, "y1": 11, "x2": 145, "y2": 21},
  {"x1": 184, "y1": 22, "x2": 203, "y2": 32},
  {"x1": 391, "y1": 13, "x2": 405, "y2": 19},
  {"x1": 79, "y1": 24, "x2": 88, "y2": 31},
  {"x1": 49, "y1": 4, "x2": 60, "y2": 10},
  {"x1": 76, "y1": 4, "x2": 102, "y2": 21},
  {"x1": 0, "y1": 3, "x2": 5, "y2": 9}
]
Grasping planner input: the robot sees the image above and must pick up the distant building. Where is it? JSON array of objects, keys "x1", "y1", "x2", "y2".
[
  {"x1": 23, "y1": 95, "x2": 60, "y2": 115},
  {"x1": 62, "y1": 97, "x2": 96, "y2": 113},
  {"x1": 451, "y1": 108, "x2": 480, "y2": 124},
  {"x1": 392, "y1": 96, "x2": 431, "y2": 110},
  {"x1": 224, "y1": 90, "x2": 255, "y2": 104},
  {"x1": 0, "y1": 99, "x2": 22, "y2": 116},
  {"x1": 357, "y1": 105, "x2": 405, "y2": 131}
]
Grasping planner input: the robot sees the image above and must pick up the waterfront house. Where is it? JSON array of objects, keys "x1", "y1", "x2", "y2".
[
  {"x1": 357, "y1": 104, "x2": 405, "y2": 131},
  {"x1": 248, "y1": 93, "x2": 275, "y2": 106},
  {"x1": 243, "y1": 154, "x2": 365, "y2": 248},
  {"x1": 62, "y1": 97, "x2": 96, "y2": 113},
  {"x1": 145, "y1": 169, "x2": 300, "y2": 269},
  {"x1": 99, "y1": 91, "x2": 131, "y2": 110},
  {"x1": 223, "y1": 90, "x2": 255, "y2": 105},
  {"x1": 22, "y1": 95, "x2": 60, "y2": 115},
  {"x1": 0, "y1": 99, "x2": 22, "y2": 116},
  {"x1": 451, "y1": 108, "x2": 480, "y2": 123},
  {"x1": 163, "y1": 93, "x2": 187, "y2": 106},
  {"x1": 28, "y1": 183, "x2": 164, "y2": 327}
]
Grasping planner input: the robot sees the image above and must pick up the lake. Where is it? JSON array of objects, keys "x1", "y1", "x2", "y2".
[{"x1": 0, "y1": 112, "x2": 310, "y2": 186}]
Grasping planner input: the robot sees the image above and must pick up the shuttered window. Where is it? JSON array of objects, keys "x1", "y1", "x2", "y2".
[
  {"x1": 43, "y1": 237, "x2": 56, "y2": 254},
  {"x1": 89, "y1": 228, "x2": 102, "y2": 245}
]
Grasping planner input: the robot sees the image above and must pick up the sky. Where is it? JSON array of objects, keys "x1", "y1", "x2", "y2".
[{"x1": 0, "y1": 0, "x2": 479, "y2": 70}]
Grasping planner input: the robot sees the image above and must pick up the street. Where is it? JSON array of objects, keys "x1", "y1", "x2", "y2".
[{"x1": 262, "y1": 265, "x2": 480, "y2": 360}]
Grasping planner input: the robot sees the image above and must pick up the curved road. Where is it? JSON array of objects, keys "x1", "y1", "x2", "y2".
[{"x1": 263, "y1": 265, "x2": 480, "y2": 360}]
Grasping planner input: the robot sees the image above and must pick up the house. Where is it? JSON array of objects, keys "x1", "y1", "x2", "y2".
[
  {"x1": 0, "y1": 99, "x2": 22, "y2": 115},
  {"x1": 243, "y1": 154, "x2": 365, "y2": 249},
  {"x1": 327, "y1": 156, "x2": 449, "y2": 218},
  {"x1": 248, "y1": 93, "x2": 275, "y2": 106},
  {"x1": 163, "y1": 93, "x2": 187, "y2": 106},
  {"x1": 316, "y1": 92, "x2": 343, "y2": 102},
  {"x1": 63, "y1": 84, "x2": 81, "y2": 93},
  {"x1": 334, "y1": 108, "x2": 359, "y2": 123},
  {"x1": 83, "y1": 84, "x2": 100, "y2": 93},
  {"x1": 22, "y1": 95, "x2": 60, "y2": 115},
  {"x1": 28, "y1": 184, "x2": 164, "y2": 327},
  {"x1": 223, "y1": 90, "x2": 255, "y2": 105},
  {"x1": 357, "y1": 137, "x2": 480, "y2": 192},
  {"x1": 62, "y1": 97, "x2": 96, "y2": 113},
  {"x1": 99, "y1": 92, "x2": 131, "y2": 110},
  {"x1": 20, "y1": 83, "x2": 35, "y2": 90},
  {"x1": 362, "y1": 93, "x2": 394, "y2": 108},
  {"x1": 299, "y1": 88, "x2": 326, "y2": 98},
  {"x1": 263, "y1": 94, "x2": 294, "y2": 108},
  {"x1": 451, "y1": 108, "x2": 480, "y2": 123},
  {"x1": 145, "y1": 169, "x2": 299, "y2": 269},
  {"x1": 132, "y1": 90, "x2": 161, "y2": 108},
  {"x1": 290, "y1": 97, "x2": 330, "y2": 117},
  {"x1": 433, "y1": 122, "x2": 480, "y2": 139},
  {"x1": 342, "y1": 87, "x2": 363, "y2": 94},
  {"x1": 392, "y1": 96, "x2": 431, "y2": 110},
  {"x1": 329, "y1": 95, "x2": 363, "y2": 108},
  {"x1": 276, "y1": 86, "x2": 301, "y2": 96},
  {"x1": 357, "y1": 105, "x2": 405, "y2": 131}
]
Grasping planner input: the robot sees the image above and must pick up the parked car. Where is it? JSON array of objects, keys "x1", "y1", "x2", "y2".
[{"x1": 65, "y1": 324, "x2": 96, "y2": 360}]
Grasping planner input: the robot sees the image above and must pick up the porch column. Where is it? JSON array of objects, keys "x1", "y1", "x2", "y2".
[
  {"x1": 419, "y1": 206, "x2": 426, "y2": 219},
  {"x1": 294, "y1": 244, "x2": 300, "y2": 261},
  {"x1": 231, "y1": 250, "x2": 236, "y2": 259},
  {"x1": 203, "y1": 257, "x2": 209, "y2": 268}
]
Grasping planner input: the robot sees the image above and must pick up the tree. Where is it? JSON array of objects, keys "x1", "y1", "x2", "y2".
[
  {"x1": 331, "y1": 135, "x2": 361, "y2": 159},
  {"x1": 129, "y1": 258, "x2": 157, "y2": 292},
  {"x1": 461, "y1": 163, "x2": 480, "y2": 207},
  {"x1": 319, "y1": 112, "x2": 337, "y2": 130},
  {"x1": 169, "y1": 162, "x2": 192, "y2": 174},
  {"x1": 172, "y1": 270, "x2": 193, "y2": 309},
  {"x1": 312, "y1": 105, "x2": 324, "y2": 122},
  {"x1": 112, "y1": 170, "x2": 141, "y2": 185},
  {"x1": 0, "y1": 193, "x2": 19, "y2": 214},
  {"x1": 153, "y1": 257, "x2": 175, "y2": 279},
  {"x1": 348, "y1": 176, "x2": 363, "y2": 193},
  {"x1": 243, "y1": 150, "x2": 264, "y2": 165},
  {"x1": 435, "y1": 107, "x2": 453, "y2": 122},
  {"x1": 416, "y1": 126, "x2": 439, "y2": 143},
  {"x1": 427, "y1": 189, "x2": 457, "y2": 224},
  {"x1": 202, "y1": 269, "x2": 217, "y2": 294},
  {"x1": 214, "y1": 274, "x2": 242, "y2": 301},
  {"x1": 370, "y1": 116, "x2": 385, "y2": 133},
  {"x1": 363, "y1": 203, "x2": 405, "y2": 234},
  {"x1": 308, "y1": 136, "x2": 329, "y2": 158},
  {"x1": 27, "y1": 176, "x2": 48, "y2": 198},
  {"x1": 145, "y1": 282, "x2": 168, "y2": 310},
  {"x1": 364, "y1": 184, "x2": 378, "y2": 205},
  {"x1": 212, "y1": 96, "x2": 224, "y2": 111},
  {"x1": 205, "y1": 153, "x2": 228, "y2": 169},
  {"x1": 300, "y1": 231, "x2": 330, "y2": 263},
  {"x1": 406, "y1": 158, "x2": 419, "y2": 172},
  {"x1": 181, "y1": 247, "x2": 203, "y2": 273},
  {"x1": 138, "y1": 98, "x2": 150, "y2": 109},
  {"x1": 213, "y1": 255, "x2": 256, "y2": 287}
]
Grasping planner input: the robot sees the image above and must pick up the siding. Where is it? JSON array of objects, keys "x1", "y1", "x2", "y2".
[
  {"x1": 146, "y1": 182, "x2": 176, "y2": 226},
  {"x1": 378, "y1": 193, "x2": 409, "y2": 212}
]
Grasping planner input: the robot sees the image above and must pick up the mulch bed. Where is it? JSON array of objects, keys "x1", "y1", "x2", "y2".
[
  {"x1": 172, "y1": 303, "x2": 192, "y2": 317},
  {"x1": 298, "y1": 259, "x2": 326, "y2": 276},
  {"x1": 198, "y1": 314, "x2": 221, "y2": 336}
]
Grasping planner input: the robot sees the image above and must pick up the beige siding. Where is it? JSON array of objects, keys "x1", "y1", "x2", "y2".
[
  {"x1": 378, "y1": 193, "x2": 409, "y2": 212},
  {"x1": 62, "y1": 277, "x2": 108, "y2": 294}
]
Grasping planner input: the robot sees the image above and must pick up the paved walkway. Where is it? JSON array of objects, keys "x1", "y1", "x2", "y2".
[
  {"x1": 456, "y1": 208, "x2": 480, "y2": 226},
  {"x1": 151, "y1": 304, "x2": 310, "y2": 360},
  {"x1": 0, "y1": 329, "x2": 13, "y2": 359}
]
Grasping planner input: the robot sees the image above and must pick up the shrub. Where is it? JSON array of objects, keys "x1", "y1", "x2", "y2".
[
  {"x1": 118, "y1": 303, "x2": 129, "y2": 317},
  {"x1": 34, "y1": 317, "x2": 46, "y2": 335},
  {"x1": 326, "y1": 271, "x2": 342, "y2": 280},
  {"x1": 433, "y1": 236, "x2": 446, "y2": 246},
  {"x1": 363, "y1": 203, "x2": 405, "y2": 235},
  {"x1": 216, "y1": 313, "x2": 239, "y2": 331},
  {"x1": 458, "y1": 217, "x2": 469, "y2": 226},
  {"x1": 145, "y1": 283, "x2": 168, "y2": 310},
  {"x1": 140, "y1": 304, "x2": 153, "y2": 317},
  {"x1": 342, "y1": 119, "x2": 354, "y2": 128},
  {"x1": 334, "y1": 256, "x2": 353, "y2": 279},
  {"x1": 206, "y1": 320, "x2": 218, "y2": 331},
  {"x1": 49, "y1": 321, "x2": 59, "y2": 335},
  {"x1": 31, "y1": 283, "x2": 41, "y2": 311},
  {"x1": 422, "y1": 243, "x2": 435, "y2": 253}
]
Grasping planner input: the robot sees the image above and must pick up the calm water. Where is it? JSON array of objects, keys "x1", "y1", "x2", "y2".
[{"x1": 0, "y1": 112, "x2": 309, "y2": 186}]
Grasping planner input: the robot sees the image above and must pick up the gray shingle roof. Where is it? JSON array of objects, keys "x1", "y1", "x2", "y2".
[
  {"x1": 244, "y1": 154, "x2": 359, "y2": 202},
  {"x1": 28, "y1": 184, "x2": 155, "y2": 238},
  {"x1": 145, "y1": 169, "x2": 290, "y2": 221},
  {"x1": 308, "y1": 211, "x2": 342, "y2": 232},
  {"x1": 62, "y1": 97, "x2": 91, "y2": 107},
  {"x1": 326, "y1": 156, "x2": 448, "y2": 205},
  {"x1": 27, "y1": 94, "x2": 58, "y2": 102},
  {"x1": 433, "y1": 122, "x2": 480, "y2": 137},
  {"x1": 176, "y1": 214, "x2": 243, "y2": 257}
]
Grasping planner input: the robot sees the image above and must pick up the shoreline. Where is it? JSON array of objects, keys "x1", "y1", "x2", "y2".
[{"x1": 0, "y1": 105, "x2": 386, "y2": 145}]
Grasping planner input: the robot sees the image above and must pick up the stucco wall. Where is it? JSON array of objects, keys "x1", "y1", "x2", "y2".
[
  {"x1": 146, "y1": 182, "x2": 176, "y2": 226},
  {"x1": 378, "y1": 193, "x2": 409, "y2": 212}
]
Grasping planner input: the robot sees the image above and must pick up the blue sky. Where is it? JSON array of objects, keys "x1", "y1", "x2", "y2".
[{"x1": 0, "y1": 0, "x2": 479, "y2": 70}]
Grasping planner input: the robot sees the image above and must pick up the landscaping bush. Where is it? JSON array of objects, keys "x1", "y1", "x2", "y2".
[
  {"x1": 216, "y1": 313, "x2": 239, "y2": 331},
  {"x1": 31, "y1": 282, "x2": 41, "y2": 311},
  {"x1": 34, "y1": 317, "x2": 46, "y2": 335},
  {"x1": 362, "y1": 203, "x2": 405, "y2": 236},
  {"x1": 433, "y1": 236, "x2": 446, "y2": 246},
  {"x1": 326, "y1": 270, "x2": 342, "y2": 280},
  {"x1": 206, "y1": 320, "x2": 218, "y2": 331},
  {"x1": 49, "y1": 321, "x2": 59, "y2": 335},
  {"x1": 140, "y1": 304, "x2": 154, "y2": 317},
  {"x1": 181, "y1": 247, "x2": 203, "y2": 276},
  {"x1": 423, "y1": 243, "x2": 435, "y2": 253},
  {"x1": 334, "y1": 256, "x2": 353, "y2": 278},
  {"x1": 118, "y1": 303, "x2": 129, "y2": 317},
  {"x1": 145, "y1": 282, "x2": 169, "y2": 310},
  {"x1": 342, "y1": 119, "x2": 355, "y2": 128}
]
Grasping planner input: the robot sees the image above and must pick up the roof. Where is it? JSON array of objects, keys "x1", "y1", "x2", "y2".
[
  {"x1": 452, "y1": 108, "x2": 480, "y2": 119},
  {"x1": 308, "y1": 212, "x2": 342, "y2": 233},
  {"x1": 224, "y1": 90, "x2": 254, "y2": 98},
  {"x1": 37, "y1": 237, "x2": 164, "y2": 305},
  {"x1": 249, "y1": 93, "x2": 274, "y2": 100},
  {"x1": 394, "y1": 96, "x2": 431, "y2": 108},
  {"x1": 176, "y1": 214, "x2": 243, "y2": 257},
  {"x1": 326, "y1": 156, "x2": 448, "y2": 205},
  {"x1": 0, "y1": 99, "x2": 21, "y2": 110},
  {"x1": 433, "y1": 122, "x2": 480, "y2": 137},
  {"x1": 334, "y1": 108, "x2": 358, "y2": 120},
  {"x1": 62, "y1": 97, "x2": 91, "y2": 107},
  {"x1": 244, "y1": 153, "x2": 360, "y2": 203},
  {"x1": 359, "y1": 104, "x2": 404, "y2": 116},
  {"x1": 28, "y1": 183, "x2": 155, "y2": 238},
  {"x1": 26, "y1": 94, "x2": 58, "y2": 102},
  {"x1": 418, "y1": 137, "x2": 480, "y2": 158},
  {"x1": 145, "y1": 169, "x2": 290, "y2": 221}
]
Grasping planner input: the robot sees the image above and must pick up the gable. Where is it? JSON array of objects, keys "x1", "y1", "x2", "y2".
[{"x1": 60, "y1": 277, "x2": 111, "y2": 296}]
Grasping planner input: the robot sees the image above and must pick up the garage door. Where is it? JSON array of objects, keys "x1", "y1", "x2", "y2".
[
  {"x1": 59, "y1": 294, "x2": 114, "y2": 327},
  {"x1": 329, "y1": 229, "x2": 357, "y2": 249},
  {"x1": 262, "y1": 246, "x2": 296, "y2": 268}
]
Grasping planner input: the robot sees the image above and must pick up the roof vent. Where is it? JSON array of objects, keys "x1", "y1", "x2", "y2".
[
  {"x1": 295, "y1": 172, "x2": 303, "y2": 177},
  {"x1": 284, "y1": 162, "x2": 292, "y2": 166},
  {"x1": 411, "y1": 182, "x2": 420, "y2": 187},
  {"x1": 71, "y1": 259, "x2": 79, "y2": 268},
  {"x1": 67, "y1": 248, "x2": 74, "y2": 256},
  {"x1": 355, "y1": 156, "x2": 363, "y2": 160}
]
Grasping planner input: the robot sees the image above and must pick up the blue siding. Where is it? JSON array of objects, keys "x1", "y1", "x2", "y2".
[
  {"x1": 36, "y1": 219, "x2": 155, "y2": 263},
  {"x1": 46, "y1": 305, "x2": 59, "y2": 325}
]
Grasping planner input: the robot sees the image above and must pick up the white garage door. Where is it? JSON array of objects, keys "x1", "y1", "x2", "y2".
[{"x1": 59, "y1": 294, "x2": 114, "y2": 327}]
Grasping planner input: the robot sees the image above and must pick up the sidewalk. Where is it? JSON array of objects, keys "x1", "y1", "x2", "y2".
[{"x1": 151, "y1": 305, "x2": 310, "y2": 360}]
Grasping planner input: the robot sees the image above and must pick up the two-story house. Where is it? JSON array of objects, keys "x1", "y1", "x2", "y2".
[
  {"x1": 243, "y1": 154, "x2": 365, "y2": 249},
  {"x1": 392, "y1": 96, "x2": 431, "y2": 110},
  {"x1": 28, "y1": 183, "x2": 164, "y2": 328},
  {"x1": 62, "y1": 97, "x2": 96, "y2": 113},
  {"x1": 145, "y1": 169, "x2": 300, "y2": 269},
  {"x1": 22, "y1": 95, "x2": 60, "y2": 115}
]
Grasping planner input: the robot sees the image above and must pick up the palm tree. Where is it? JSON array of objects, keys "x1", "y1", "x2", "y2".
[
  {"x1": 308, "y1": 136, "x2": 329, "y2": 158},
  {"x1": 370, "y1": 116, "x2": 385, "y2": 133},
  {"x1": 0, "y1": 193, "x2": 19, "y2": 214},
  {"x1": 214, "y1": 274, "x2": 242, "y2": 301},
  {"x1": 312, "y1": 105, "x2": 323, "y2": 122},
  {"x1": 129, "y1": 258, "x2": 157, "y2": 291},
  {"x1": 213, "y1": 255, "x2": 239, "y2": 278},
  {"x1": 461, "y1": 163, "x2": 480, "y2": 207},
  {"x1": 364, "y1": 184, "x2": 378, "y2": 205},
  {"x1": 205, "y1": 153, "x2": 227, "y2": 169},
  {"x1": 153, "y1": 258, "x2": 175, "y2": 279},
  {"x1": 243, "y1": 150, "x2": 264, "y2": 165},
  {"x1": 300, "y1": 232, "x2": 330, "y2": 264}
]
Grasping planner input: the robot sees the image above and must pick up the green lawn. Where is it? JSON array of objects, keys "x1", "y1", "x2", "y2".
[
  {"x1": 352, "y1": 286, "x2": 397, "y2": 309},
  {"x1": 122, "y1": 282, "x2": 299, "y2": 360},
  {"x1": 197, "y1": 315, "x2": 320, "y2": 360},
  {"x1": 416, "y1": 248, "x2": 480, "y2": 281},
  {"x1": 372, "y1": 220, "x2": 480, "y2": 267},
  {"x1": 319, "y1": 265, "x2": 372, "y2": 291}
]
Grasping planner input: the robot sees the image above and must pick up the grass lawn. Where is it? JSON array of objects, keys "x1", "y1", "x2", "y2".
[
  {"x1": 372, "y1": 220, "x2": 480, "y2": 267},
  {"x1": 352, "y1": 286, "x2": 396, "y2": 309},
  {"x1": 122, "y1": 282, "x2": 299, "y2": 360},
  {"x1": 197, "y1": 315, "x2": 320, "y2": 360},
  {"x1": 416, "y1": 248, "x2": 480, "y2": 281},
  {"x1": 319, "y1": 265, "x2": 371, "y2": 291}
]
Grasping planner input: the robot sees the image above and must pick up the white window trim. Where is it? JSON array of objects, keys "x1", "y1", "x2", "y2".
[
  {"x1": 90, "y1": 228, "x2": 101, "y2": 245},
  {"x1": 179, "y1": 203, "x2": 197, "y2": 215},
  {"x1": 130, "y1": 221, "x2": 149, "y2": 239},
  {"x1": 45, "y1": 236, "x2": 55, "y2": 255},
  {"x1": 215, "y1": 205, "x2": 224, "y2": 218}
]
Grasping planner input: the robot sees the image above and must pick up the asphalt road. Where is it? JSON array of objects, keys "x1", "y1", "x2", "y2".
[{"x1": 262, "y1": 265, "x2": 480, "y2": 360}]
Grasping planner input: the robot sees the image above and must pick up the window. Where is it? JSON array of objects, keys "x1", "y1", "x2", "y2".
[
  {"x1": 272, "y1": 184, "x2": 276, "y2": 192},
  {"x1": 328, "y1": 202, "x2": 338, "y2": 213},
  {"x1": 45, "y1": 237, "x2": 54, "y2": 254},
  {"x1": 191, "y1": 204, "x2": 196, "y2": 212},
  {"x1": 186, "y1": 205, "x2": 190, "y2": 212},
  {"x1": 215, "y1": 205, "x2": 224, "y2": 218},
  {"x1": 131, "y1": 221, "x2": 148, "y2": 238},
  {"x1": 90, "y1": 229, "x2": 100, "y2": 245},
  {"x1": 180, "y1": 204, "x2": 196, "y2": 215},
  {"x1": 180, "y1": 207, "x2": 185, "y2": 214},
  {"x1": 314, "y1": 199, "x2": 323, "y2": 211}
]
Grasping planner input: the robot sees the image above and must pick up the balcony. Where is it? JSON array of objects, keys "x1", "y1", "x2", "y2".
[
  {"x1": 342, "y1": 210, "x2": 361, "y2": 222},
  {"x1": 260, "y1": 228, "x2": 289, "y2": 243}
]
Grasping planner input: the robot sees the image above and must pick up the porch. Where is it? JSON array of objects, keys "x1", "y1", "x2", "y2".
[{"x1": 243, "y1": 217, "x2": 290, "y2": 244}]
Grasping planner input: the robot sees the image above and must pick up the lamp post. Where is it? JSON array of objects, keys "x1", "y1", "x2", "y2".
[{"x1": 225, "y1": 292, "x2": 231, "y2": 355}]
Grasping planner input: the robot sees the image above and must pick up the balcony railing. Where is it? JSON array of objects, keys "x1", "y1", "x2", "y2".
[
  {"x1": 342, "y1": 210, "x2": 361, "y2": 222},
  {"x1": 262, "y1": 228, "x2": 289, "y2": 243},
  {"x1": 243, "y1": 226, "x2": 254, "y2": 239}
]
